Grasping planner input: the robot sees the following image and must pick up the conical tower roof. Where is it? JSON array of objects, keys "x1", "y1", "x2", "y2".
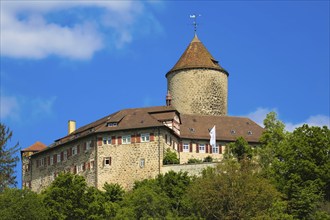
[{"x1": 166, "y1": 34, "x2": 228, "y2": 77}]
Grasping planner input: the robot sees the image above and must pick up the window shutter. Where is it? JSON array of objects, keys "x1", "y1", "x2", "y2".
[
  {"x1": 210, "y1": 145, "x2": 213, "y2": 154},
  {"x1": 97, "y1": 137, "x2": 102, "y2": 146},
  {"x1": 150, "y1": 133, "x2": 154, "y2": 141},
  {"x1": 74, "y1": 166, "x2": 77, "y2": 174},
  {"x1": 131, "y1": 134, "x2": 135, "y2": 144},
  {"x1": 67, "y1": 148, "x2": 71, "y2": 157},
  {"x1": 83, "y1": 163, "x2": 86, "y2": 171},
  {"x1": 118, "y1": 136, "x2": 122, "y2": 144},
  {"x1": 196, "y1": 144, "x2": 199, "y2": 153},
  {"x1": 77, "y1": 145, "x2": 80, "y2": 154},
  {"x1": 189, "y1": 143, "x2": 193, "y2": 152},
  {"x1": 111, "y1": 136, "x2": 116, "y2": 145},
  {"x1": 206, "y1": 144, "x2": 209, "y2": 153},
  {"x1": 179, "y1": 143, "x2": 183, "y2": 152},
  {"x1": 219, "y1": 145, "x2": 222, "y2": 154},
  {"x1": 83, "y1": 142, "x2": 87, "y2": 151},
  {"x1": 48, "y1": 156, "x2": 50, "y2": 166},
  {"x1": 53, "y1": 154, "x2": 57, "y2": 164},
  {"x1": 136, "y1": 134, "x2": 141, "y2": 143},
  {"x1": 61, "y1": 152, "x2": 64, "y2": 161},
  {"x1": 87, "y1": 162, "x2": 90, "y2": 170}
]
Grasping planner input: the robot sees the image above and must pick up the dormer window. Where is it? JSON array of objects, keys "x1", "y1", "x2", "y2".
[
  {"x1": 107, "y1": 122, "x2": 118, "y2": 127},
  {"x1": 247, "y1": 131, "x2": 253, "y2": 135},
  {"x1": 230, "y1": 130, "x2": 236, "y2": 134}
]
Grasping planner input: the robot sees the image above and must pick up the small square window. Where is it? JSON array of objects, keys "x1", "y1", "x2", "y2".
[
  {"x1": 122, "y1": 135, "x2": 131, "y2": 144},
  {"x1": 104, "y1": 157, "x2": 111, "y2": 166},
  {"x1": 140, "y1": 158, "x2": 145, "y2": 168},
  {"x1": 102, "y1": 137, "x2": 112, "y2": 145},
  {"x1": 63, "y1": 151, "x2": 67, "y2": 161},
  {"x1": 72, "y1": 146, "x2": 77, "y2": 156},
  {"x1": 212, "y1": 145, "x2": 219, "y2": 154},
  {"x1": 86, "y1": 141, "x2": 92, "y2": 151},
  {"x1": 141, "y1": 133, "x2": 150, "y2": 142},
  {"x1": 183, "y1": 143, "x2": 189, "y2": 152},
  {"x1": 199, "y1": 144, "x2": 205, "y2": 153},
  {"x1": 90, "y1": 160, "x2": 95, "y2": 170}
]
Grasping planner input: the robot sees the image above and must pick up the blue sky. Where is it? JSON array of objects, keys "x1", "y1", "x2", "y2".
[{"x1": 1, "y1": 1, "x2": 329, "y2": 187}]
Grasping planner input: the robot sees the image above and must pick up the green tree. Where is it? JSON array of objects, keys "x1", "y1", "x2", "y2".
[
  {"x1": 258, "y1": 112, "x2": 287, "y2": 176},
  {"x1": 0, "y1": 123, "x2": 19, "y2": 191},
  {"x1": 103, "y1": 182, "x2": 125, "y2": 202},
  {"x1": 116, "y1": 183, "x2": 171, "y2": 219},
  {"x1": 271, "y1": 125, "x2": 330, "y2": 219},
  {"x1": 42, "y1": 173, "x2": 90, "y2": 220},
  {"x1": 185, "y1": 160, "x2": 290, "y2": 219},
  {"x1": 0, "y1": 188, "x2": 48, "y2": 220},
  {"x1": 163, "y1": 148, "x2": 179, "y2": 164},
  {"x1": 225, "y1": 136, "x2": 252, "y2": 161},
  {"x1": 156, "y1": 171, "x2": 192, "y2": 214}
]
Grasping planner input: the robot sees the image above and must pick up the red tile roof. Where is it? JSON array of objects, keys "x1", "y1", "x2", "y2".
[
  {"x1": 53, "y1": 106, "x2": 262, "y2": 145},
  {"x1": 167, "y1": 34, "x2": 228, "y2": 76},
  {"x1": 21, "y1": 141, "x2": 47, "y2": 152}
]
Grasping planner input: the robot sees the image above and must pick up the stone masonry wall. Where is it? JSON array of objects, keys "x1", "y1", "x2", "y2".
[
  {"x1": 161, "y1": 163, "x2": 218, "y2": 176},
  {"x1": 167, "y1": 69, "x2": 228, "y2": 116},
  {"x1": 97, "y1": 128, "x2": 165, "y2": 190},
  {"x1": 29, "y1": 137, "x2": 97, "y2": 193}
]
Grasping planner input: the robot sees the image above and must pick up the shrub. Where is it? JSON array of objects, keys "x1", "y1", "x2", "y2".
[
  {"x1": 163, "y1": 148, "x2": 179, "y2": 165},
  {"x1": 187, "y1": 158, "x2": 202, "y2": 164},
  {"x1": 203, "y1": 156, "x2": 213, "y2": 162}
]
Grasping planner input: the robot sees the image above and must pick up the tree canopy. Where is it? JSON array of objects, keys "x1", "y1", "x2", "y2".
[{"x1": 0, "y1": 123, "x2": 20, "y2": 192}]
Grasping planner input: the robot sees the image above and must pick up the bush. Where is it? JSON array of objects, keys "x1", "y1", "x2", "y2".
[
  {"x1": 187, "y1": 158, "x2": 202, "y2": 164},
  {"x1": 203, "y1": 156, "x2": 213, "y2": 162},
  {"x1": 163, "y1": 148, "x2": 179, "y2": 165}
]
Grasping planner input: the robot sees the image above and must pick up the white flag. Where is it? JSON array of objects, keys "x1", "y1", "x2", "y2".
[{"x1": 209, "y1": 125, "x2": 216, "y2": 148}]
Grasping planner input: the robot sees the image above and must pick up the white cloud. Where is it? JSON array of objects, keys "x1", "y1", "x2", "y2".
[
  {"x1": 0, "y1": 1, "x2": 161, "y2": 60},
  {"x1": 285, "y1": 115, "x2": 330, "y2": 132},
  {"x1": 245, "y1": 107, "x2": 278, "y2": 127},
  {"x1": 245, "y1": 107, "x2": 330, "y2": 132},
  {"x1": 0, "y1": 95, "x2": 19, "y2": 120},
  {"x1": 0, "y1": 94, "x2": 57, "y2": 122}
]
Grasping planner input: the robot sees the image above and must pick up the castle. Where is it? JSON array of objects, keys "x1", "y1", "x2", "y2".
[{"x1": 21, "y1": 33, "x2": 263, "y2": 192}]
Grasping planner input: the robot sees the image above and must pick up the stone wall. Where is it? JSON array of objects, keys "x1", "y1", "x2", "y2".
[
  {"x1": 161, "y1": 162, "x2": 218, "y2": 176},
  {"x1": 167, "y1": 69, "x2": 228, "y2": 116},
  {"x1": 28, "y1": 137, "x2": 97, "y2": 193},
  {"x1": 97, "y1": 128, "x2": 166, "y2": 190}
]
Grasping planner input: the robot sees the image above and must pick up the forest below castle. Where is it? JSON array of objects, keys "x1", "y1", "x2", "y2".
[{"x1": 0, "y1": 112, "x2": 329, "y2": 220}]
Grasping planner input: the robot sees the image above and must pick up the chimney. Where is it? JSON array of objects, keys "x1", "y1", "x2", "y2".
[
  {"x1": 166, "y1": 90, "x2": 172, "y2": 106},
  {"x1": 68, "y1": 120, "x2": 76, "y2": 134}
]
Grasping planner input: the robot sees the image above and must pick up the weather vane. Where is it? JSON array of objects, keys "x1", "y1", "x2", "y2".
[{"x1": 190, "y1": 14, "x2": 201, "y2": 34}]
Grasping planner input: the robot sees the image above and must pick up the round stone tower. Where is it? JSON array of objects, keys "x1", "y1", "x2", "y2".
[{"x1": 166, "y1": 34, "x2": 229, "y2": 116}]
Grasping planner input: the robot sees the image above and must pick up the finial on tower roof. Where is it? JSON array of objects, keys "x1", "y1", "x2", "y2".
[{"x1": 190, "y1": 14, "x2": 201, "y2": 35}]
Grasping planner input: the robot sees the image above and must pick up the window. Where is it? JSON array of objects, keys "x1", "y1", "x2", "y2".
[
  {"x1": 86, "y1": 140, "x2": 92, "y2": 151},
  {"x1": 212, "y1": 145, "x2": 219, "y2": 154},
  {"x1": 122, "y1": 135, "x2": 131, "y2": 144},
  {"x1": 77, "y1": 164, "x2": 83, "y2": 173},
  {"x1": 140, "y1": 158, "x2": 145, "y2": 168},
  {"x1": 141, "y1": 133, "x2": 150, "y2": 142},
  {"x1": 103, "y1": 137, "x2": 111, "y2": 145},
  {"x1": 72, "y1": 146, "x2": 77, "y2": 156},
  {"x1": 63, "y1": 151, "x2": 67, "y2": 161},
  {"x1": 90, "y1": 160, "x2": 95, "y2": 170},
  {"x1": 50, "y1": 156, "x2": 54, "y2": 165},
  {"x1": 199, "y1": 144, "x2": 205, "y2": 153},
  {"x1": 57, "y1": 154, "x2": 61, "y2": 163},
  {"x1": 104, "y1": 157, "x2": 111, "y2": 166},
  {"x1": 183, "y1": 143, "x2": 189, "y2": 152},
  {"x1": 40, "y1": 158, "x2": 45, "y2": 167}
]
